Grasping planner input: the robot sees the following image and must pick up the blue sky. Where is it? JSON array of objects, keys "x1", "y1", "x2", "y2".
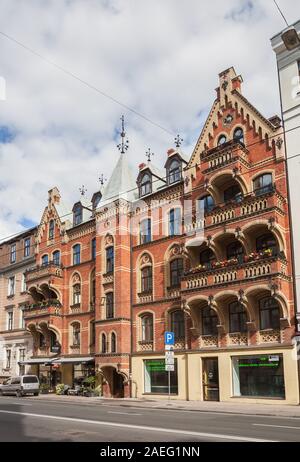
[{"x1": 0, "y1": 0, "x2": 300, "y2": 238}]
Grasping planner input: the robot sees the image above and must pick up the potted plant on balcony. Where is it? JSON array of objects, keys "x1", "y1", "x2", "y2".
[{"x1": 262, "y1": 248, "x2": 273, "y2": 257}]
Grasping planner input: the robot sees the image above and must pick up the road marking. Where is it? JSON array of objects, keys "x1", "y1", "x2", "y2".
[
  {"x1": 108, "y1": 411, "x2": 142, "y2": 416},
  {"x1": 253, "y1": 423, "x2": 300, "y2": 430},
  {"x1": 0, "y1": 409, "x2": 275, "y2": 442}
]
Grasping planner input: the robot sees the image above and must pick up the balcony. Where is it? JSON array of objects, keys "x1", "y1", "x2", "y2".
[
  {"x1": 166, "y1": 286, "x2": 181, "y2": 299},
  {"x1": 204, "y1": 187, "x2": 284, "y2": 228},
  {"x1": 25, "y1": 263, "x2": 63, "y2": 283},
  {"x1": 137, "y1": 290, "x2": 153, "y2": 304},
  {"x1": 200, "y1": 140, "x2": 250, "y2": 174},
  {"x1": 182, "y1": 252, "x2": 287, "y2": 293},
  {"x1": 138, "y1": 341, "x2": 154, "y2": 352},
  {"x1": 24, "y1": 299, "x2": 62, "y2": 319}
]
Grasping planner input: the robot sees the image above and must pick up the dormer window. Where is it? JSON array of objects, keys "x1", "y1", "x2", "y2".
[
  {"x1": 73, "y1": 204, "x2": 82, "y2": 226},
  {"x1": 140, "y1": 173, "x2": 152, "y2": 197},
  {"x1": 92, "y1": 192, "x2": 101, "y2": 210},
  {"x1": 168, "y1": 159, "x2": 181, "y2": 184}
]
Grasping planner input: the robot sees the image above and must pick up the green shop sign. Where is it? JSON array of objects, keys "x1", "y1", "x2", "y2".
[
  {"x1": 146, "y1": 360, "x2": 166, "y2": 372},
  {"x1": 238, "y1": 355, "x2": 280, "y2": 368}
]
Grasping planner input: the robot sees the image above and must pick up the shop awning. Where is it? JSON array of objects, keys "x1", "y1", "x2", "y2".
[
  {"x1": 52, "y1": 357, "x2": 94, "y2": 364},
  {"x1": 18, "y1": 358, "x2": 55, "y2": 365}
]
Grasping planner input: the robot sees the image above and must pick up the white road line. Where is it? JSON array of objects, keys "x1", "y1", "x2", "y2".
[
  {"x1": 0, "y1": 409, "x2": 275, "y2": 442},
  {"x1": 253, "y1": 423, "x2": 300, "y2": 430},
  {"x1": 108, "y1": 411, "x2": 142, "y2": 416}
]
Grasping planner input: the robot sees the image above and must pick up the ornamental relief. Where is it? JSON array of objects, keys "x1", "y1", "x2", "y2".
[
  {"x1": 72, "y1": 273, "x2": 81, "y2": 284},
  {"x1": 141, "y1": 253, "x2": 151, "y2": 265},
  {"x1": 105, "y1": 234, "x2": 114, "y2": 245}
]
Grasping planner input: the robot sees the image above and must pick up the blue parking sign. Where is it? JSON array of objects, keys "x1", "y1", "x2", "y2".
[{"x1": 164, "y1": 332, "x2": 175, "y2": 345}]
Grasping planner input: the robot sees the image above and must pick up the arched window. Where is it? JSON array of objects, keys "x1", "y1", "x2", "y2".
[
  {"x1": 198, "y1": 195, "x2": 215, "y2": 214},
  {"x1": 72, "y1": 323, "x2": 80, "y2": 346},
  {"x1": 92, "y1": 192, "x2": 101, "y2": 210},
  {"x1": 229, "y1": 302, "x2": 247, "y2": 333},
  {"x1": 226, "y1": 242, "x2": 244, "y2": 263},
  {"x1": 141, "y1": 266, "x2": 152, "y2": 293},
  {"x1": 224, "y1": 184, "x2": 243, "y2": 204},
  {"x1": 202, "y1": 307, "x2": 218, "y2": 336},
  {"x1": 259, "y1": 297, "x2": 280, "y2": 330},
  {"x1": 106, "y1": 246, "x2": 114, "y2": 273},
  {"x1": 73, "y1": 204, "x2": 82, "y2": 226},
  {"x1": 200, "y1": 249, "x2": 216, "y2": 269},
  {"x1": 170, "y1": 259, "x2": 184, "y2": 287},
  {"x1": 73, "y1": 244, "x2": 81, "y2": 265},
  {"x1": 49, "y1": 220, "x2": 55, "y2": 240},
  {"x1": 218, "y1": 134, "x2": 227, "y2": 146},
  {"x1": 91, "y1": 238, "x2": 96, "y2": 260},
  {"x1": 233, "y1": 127, "x2": 244, "y2": 144},
  {"x1": 168, "y1": 159, "x2": 181, "y2": 184},
  {"x1": 141, "y1": 314, "x2": 153, "y2": 342},
  {"x1": 140, "y1": 173, "x2": 152, "y2": 197},
  {"x1": 41, "y1": 254, "x2": 49, "y2": 266},
  {"x1": 256, "y1": 233, "x2": 278, "y2": 256},
  {"x1": 52, "y1": 250, "x2": 60, "y2": 266},
  {"x1": 90, "y1": 270, "x2": 96, "y2": 309},
  {"x1": 170, "y1": 310, "x2": 185, "y2": 340},
  {"x1": 111, "y1": 332, "x2": 117, "y2": 353},
  {"x1": 101, "y1": 333, "x2": 107, "y2": 353},
  {"x1": 106, "y1": 292, "x2": 114, "y2": 319},
  {"x1": 169, "y1": 208, "x2": 181, "y2": 236},
  {"x1": 253, "y1": 174, "x2": 273, "y2": 196},
  {"x1": 140, "y1": 218, "x2": 151, "y2": 244},
  {"x1": 39, "y1": 333, "x2": 46, "y2": 348},
  {"x1": 73, "y1": 283, "x2": 81, "y2": 305}
]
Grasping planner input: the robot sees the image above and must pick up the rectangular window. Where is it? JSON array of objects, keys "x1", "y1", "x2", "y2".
[
  {"x1": 144, "y1": 359, "x2": 178, "y2": 395},
  {"x1": 106, "y1": 247, "x2": 114, "y2": 273},
  {"x1": 232, "y1": 355, "x2": 285, "y2": 399},
  {"x1": 73, "y1": 245, "x2": 81, "y2": 265},
  {"x1": 24, "y1": 238, "x2": 30, "y2": 258},
  {"x1": 7, "y1": 311, "x2": 13, "y2": 331},
  {"x1": 106, "y1": 293, "x2": 114, "y2": 319},
  {"x1": 8, "y1": 276, "x2": 15, "y2": 296},
  {"x1": 92, "y1": 238, "x2": 96, "y2": 260},
  {"x1": 140, "y1": 219, "x2": 151, "y2": 244},
  {"x1": 19, "y1": 307, "x2": 25, "y2": 329},
  {"x1": 6, "y1": 350, "x2": 11, "y2": 369},
  {"x1": 10, "y1": 244, "x2": 16, "y2": 263},
  {"x1": 169, "y1": 209, "x2": 181, "y2": 236},
  {"x1": 19, "y1": 349, "x2": 26, "y2": 375}
]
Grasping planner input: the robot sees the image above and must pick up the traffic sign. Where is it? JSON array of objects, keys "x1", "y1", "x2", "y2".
[
  {"x1": 164, "y1": 332, "x2": 175, "y2": 345},
  {"x1": 165, "y1": 356, "x2": 175, "y2": 365},
  {"x1": 165, "y1": 364, "x2": 175, "y2": 372},
  {"x1": 165, "y1": 344, "x2": 174, "y2": 351}
]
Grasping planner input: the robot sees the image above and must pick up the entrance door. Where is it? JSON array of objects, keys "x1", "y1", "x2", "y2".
[
  {"x1": 112, "y1": 369, "x2": 124, "y2": 398},
  {"x1": 202, "y1": 358, "x2": 219, "y2": 401}
]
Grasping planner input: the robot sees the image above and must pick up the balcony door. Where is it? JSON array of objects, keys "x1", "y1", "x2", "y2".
[{"x1": 202, "y1": 358, "x2": 220, "y2": 401}]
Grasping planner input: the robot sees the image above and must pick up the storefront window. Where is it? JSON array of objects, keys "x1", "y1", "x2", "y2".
[
  {"x1": 144, "y1": 359, "x2": 178, "y2": 395},
  {"x1": 73, "y1": 363, "x2": 95, "y2": 386},
  {"x1": 232, "y1": 355, "x2": 285, "y2": 399}
]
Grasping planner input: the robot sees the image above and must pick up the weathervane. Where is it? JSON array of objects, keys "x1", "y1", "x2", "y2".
[
  {"x1": 79, "y1": 185, "x2": 87, "y2": 197},
  {"x1": 99, "y1": 174, "x2": 107, "y2": 186},
  {"x1": 174, "y1": 134, "x2": 183, "y2": 148},
  {"x1": 117, "y1": 115, "x2": 129, "y2": 154},
  {"x1": 146, "y1": 148, "x2": 154, "y2": 162}
]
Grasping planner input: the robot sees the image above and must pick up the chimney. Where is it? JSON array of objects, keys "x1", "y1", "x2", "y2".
[{"x1": 139, "y1": 163, "x2": 146, "y2": 171}]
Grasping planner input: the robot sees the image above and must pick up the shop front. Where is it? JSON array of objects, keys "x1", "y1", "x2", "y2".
[
  {"x1": 52, "y1": 357, "x2": 95, "y2": 388},
  {"x1": 132, "y1": 346, "x2": 299, "y2": 404}
]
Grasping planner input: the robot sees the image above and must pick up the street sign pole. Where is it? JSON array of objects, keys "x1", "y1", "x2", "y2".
[
  {"x1": 168, "y1": 370, "x2": 170, "y2": 400},
  {"x1": 164, "y1": 332, "x2": 175, "y2": 401}
]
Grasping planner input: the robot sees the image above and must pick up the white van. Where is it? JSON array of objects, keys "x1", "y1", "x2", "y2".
[{"x1": 0, "y1": 375, "x2": 40, "y2": 397}]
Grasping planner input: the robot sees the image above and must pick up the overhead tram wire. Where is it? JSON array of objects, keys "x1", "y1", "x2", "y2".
[
  {"x1": 2, "y1": 123, "x2": 300, "y2": 246},
  {"x1": 0, "y1": 30, "x2": 174, "y2": 137},
  {"x1": 273, "y1": 0, "x2": 289, "y2": 28}
]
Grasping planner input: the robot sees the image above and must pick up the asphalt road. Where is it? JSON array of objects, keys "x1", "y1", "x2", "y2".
[{"x1": 0, "y1": 395, "x2": 300, "y2": 442}]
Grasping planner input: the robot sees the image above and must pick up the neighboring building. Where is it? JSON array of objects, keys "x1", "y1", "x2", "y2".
[
  {"x1": 13, "y1": 67, "x2": 298, "y2": 403},
  {"x1": 0, "y1": 227, "x2": 37, "y2": 381},
  {"x1": 271, "y1": 21, "x2": 300, "y2": 331}
]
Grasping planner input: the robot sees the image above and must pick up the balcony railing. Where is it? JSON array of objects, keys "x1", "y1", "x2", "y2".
[
  {"x1": 200, "y1": 140, "x2": 249, "y2": 173},
  {"x1": 24, "y1": 299, "x2": 62, "y2": 317},
  {"x1": 182, "y1": 253, "x2": 287, "y2": 292},
  {"x1": 25, "y1": 263, "x2": 63, "y2": 283}
]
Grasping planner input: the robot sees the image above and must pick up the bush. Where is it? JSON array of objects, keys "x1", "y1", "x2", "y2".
[
  {"x1": 40, "y1": 383, "x2": 50, "y2": 394},
  {"x1": 55, "y1": 383, "x2": 65, "y2": 395}
]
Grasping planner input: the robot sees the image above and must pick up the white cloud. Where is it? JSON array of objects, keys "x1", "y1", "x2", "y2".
[{"x1": 0, "y1": 0, "x2": 299, "y2": 237}]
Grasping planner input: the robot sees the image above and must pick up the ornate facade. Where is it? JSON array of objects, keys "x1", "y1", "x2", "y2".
[{"x1": 5, "y1": 67, "x2": 298, "y2": 403}]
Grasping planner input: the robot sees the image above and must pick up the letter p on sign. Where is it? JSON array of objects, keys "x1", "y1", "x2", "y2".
[{"x1": 164, "y1": 332, "x2": 175, "y2": 345}]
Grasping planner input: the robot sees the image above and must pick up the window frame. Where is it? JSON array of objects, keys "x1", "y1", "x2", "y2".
[
  {"x1": 141, "y1": 266, "x2": 153, "y2": 293},
  {"x1": 170, "y1": 310, "x2": 185, "y2": 340},
  {"x1": 73, "y1": 244, "x2": 81, "y2": 265},
  {"x1": 140, "y1": 173, "x2": 152, "y2": 197},
  {"x1": 170, "y1": 258, "x2": 184, "y2": 287},
  {"x1": 141, "y1": 314, "x2": 154, "y2": 342},
  {"x1": 106, "y1": 292, "x2": 114, "y2": 319}
]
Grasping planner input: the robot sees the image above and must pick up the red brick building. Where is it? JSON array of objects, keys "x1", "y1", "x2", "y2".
[{"x1": 22, "y1": 67, "x2": 299, "y2": 403}]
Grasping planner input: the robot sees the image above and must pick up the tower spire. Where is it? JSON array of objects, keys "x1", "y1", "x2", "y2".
[{"x1": 117, "y1": 115, "x2": 129, "y2": 154}]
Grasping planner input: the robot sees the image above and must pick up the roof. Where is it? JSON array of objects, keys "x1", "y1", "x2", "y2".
[{"x1": 100, "y1": 153, "x2": 138, "y2": 205}]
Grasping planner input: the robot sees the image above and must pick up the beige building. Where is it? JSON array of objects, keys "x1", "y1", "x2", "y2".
[{"x1": 0, "y1": 227, "x2": 37, "y2": 381}]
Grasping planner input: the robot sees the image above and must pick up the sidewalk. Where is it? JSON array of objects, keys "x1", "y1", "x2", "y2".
[{"x1": 33, "y1": 394, "x2": 300, "y2": 418}]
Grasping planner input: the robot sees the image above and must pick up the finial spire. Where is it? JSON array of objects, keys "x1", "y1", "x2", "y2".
[
  {"x1": 117, "y1": 115, "x2": 129, "y2": 154},
  {"x1": 174, "y1": 134, "x2": 183, "y2": 148},
  {"x1": 79, "y1": 185, "x2": 87, "y2": 197},
  {"x1": 146, "y1": 148, "x2": 154, "y2": 163},
  {"x1": 99, "y1": 174, "x2": 107, "y2": 186}
]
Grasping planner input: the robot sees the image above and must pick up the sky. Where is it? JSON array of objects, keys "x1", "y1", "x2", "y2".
[{"x1": 0, "y1": 0, "x2": 300, "y2": 239}]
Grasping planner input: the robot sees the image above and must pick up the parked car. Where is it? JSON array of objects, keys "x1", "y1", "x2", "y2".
[{"x1": 0, "y1": 375, "x2": 40, "y2": 397}]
